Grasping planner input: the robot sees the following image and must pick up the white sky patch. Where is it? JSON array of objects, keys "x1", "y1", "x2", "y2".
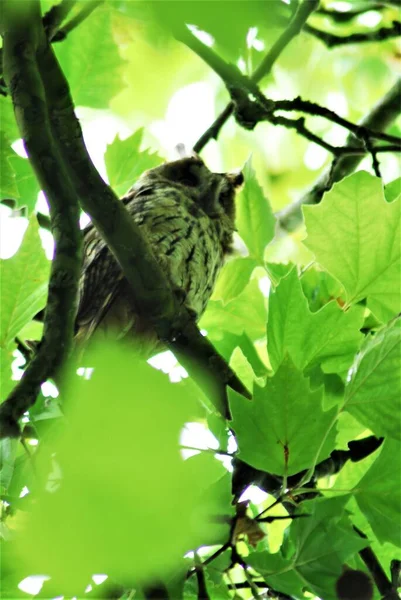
[
  {"x1": 180, "y1": 421, "x2": 219, "y2": 459},
  {"x1": 41, "y1": 381, "x2": 59, "y2": 398},
  {"x1": 92, "y1": 575, "x2": 108, "y2": 585},
  {"x1": 326, "y1": 91, "x2": 348, "y2": 119},
  {"x1": 239, "y1": 485, "x2": 269, "y2": 505},
  {"x1": 304, "y1": 143, "x2": 329, "y2": 171},
  {"x1": 258, "y1": 276, "x2": 271, "y2": 297},
  {"x1": 247, "y1": 27, "x2": 265, "y2": 52},
  {"x1": 187, "y1": 24, "x2": 214, "y2": 47},
  {"x1": 237, "y1": 57, "x2": 247, "y2": 73},
  {"x1": 0, "y1": 206, "x2": 28, "y2": 258},
  {"x1": 18, "y1": 576, "x2": 51, "y2": 596},
  {"x1": 328, "y1": 1, "x2": 353, "y2": 12},
  {"x1": 11, "y1": 138, "x2": 28, "y2": 158},
  {"x1": 357, "y1": 11, "x2": 382, "y2": 27},
  {"x1": 150, "y1": 82, "x2": 216, "y2": 154}
]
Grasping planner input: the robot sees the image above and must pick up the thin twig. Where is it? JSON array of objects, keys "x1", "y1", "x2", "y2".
[
  {"x1": 304, "y1": 20, "x2": 401, "y2": 47},
  {"x1": 277, "y1": 78, "x2": 401, "y2": 231},
  {"x1": 353, "y1": 526, "x2": 393, "y2": 596},
  {"x1": 193, "y1": 0, "x2": 319, "y2": 152}
]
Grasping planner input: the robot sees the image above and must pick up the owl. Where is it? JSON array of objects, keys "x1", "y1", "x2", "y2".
[{"x1": 75, "y1": 155, "x2": 244, "y2": 355}]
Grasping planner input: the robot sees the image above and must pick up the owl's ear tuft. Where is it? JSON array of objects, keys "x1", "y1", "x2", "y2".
[{"x1": 174, "y1": 144, "x2": 204, "y2": 164}]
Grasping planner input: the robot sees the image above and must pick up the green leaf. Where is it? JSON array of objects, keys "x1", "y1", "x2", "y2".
[
  {"x1": 344, "y1": 318, "x2": 401, "y2": 440},
  {"x1": 8, "y1": 154, "x2": 41, "y2": 213},
  {"x1": 247, "y1": 496, "x2": 367, "y2": 600},
  {"x1": 53, "y1": 3, "x2": 124, "y2": 109},
  {"x1": 236, "y1": 161, "x2": 276, "y2": 263},
  {"x1": 0, "y1": 97, "x2": 20, "y2": 144},
  {"x1": 17, "y1": 341, "x2": 232, "y2": 591},
  {"x1": 303, "y1": 171, "x2": 401, "y2": 322},
  {"x1": 353, "y1": 439, "x2": 401, "y2": 547},
  {"x1": 0, "y1": 216, "x2": 50, "y2": 348},
  {"x1": 0, "y1": 344, "x2": 17, "y2": 401},
  {"x1": 229, "y1": 356, "x2": 337, "y2": 476},
  {"x1": 267, "y1": 268, "x2": 364, "y2": 374},
  {"x1": 211, "y1": 257, "x2": 258, "y2": 304},
  {"x1": 0, "y1": 132, "x2": 18, "y2": 199},
  {"x1": 200, "y1": 278, "x2": 267, "y2": 341},
  {"x1": 384, "y1": 177, "x2": 401, "y2": 203},
  {"x1": 104, "y1": 129, "x2": 163, "y2": 196}
]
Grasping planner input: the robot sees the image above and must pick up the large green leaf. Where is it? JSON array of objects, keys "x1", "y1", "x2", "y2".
[
  {"x1": 53, "y1": 3, "x2": 124, "y2": 109},
  {"x1": 247, "y1": 496, "x2": 367, "y2": 600},
  {"x1": 229, "y1": 356, "x2": 337, "y2": 476},
  {"x1": 0, "y1": 217, "x2": 50, "y2": 349},
  {"x1": 303, "y1": 171, "x2": 401, "y2": 323},
  {"x1": 211, "y1": 257, "x2": 258, "y2": 305},
  {"x1": 353, "y1": 439, "x2": 401, "y2": 547},
  {"x1": 267, "y1": 268, "x2": 364, "y2": 374},
  {"x1": 17, "y1": 342, "x2": 232, "y2": 592},
  {"x1": 104, "y1": 129, "x2": 163, "y2": 196},
  {"x1": 344, "y1": 318, "x2": 401, "y2": 440},
  {"x1": 236, "y1": 161, "x2": 276, "y2": 264}
]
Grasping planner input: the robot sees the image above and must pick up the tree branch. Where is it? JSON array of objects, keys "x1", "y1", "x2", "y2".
[
  {"x1": 277, "y1": 77, "x2": 401, "y2": 231},
  {"x1": 353, "y1": 526, "x2": 394, "y2": 596},
  {"x1": 0, "y1": 0, "x2": 82, "y2": 437},
  {"x1": 304, "y1": 20, "x2": 401, "y2": 47},
  {"x1": 32, "y1": 0, "x2": 249, "y2": 418},
  {"x1": 193, "y1": 0, "x2": 319, "y2": 152}
]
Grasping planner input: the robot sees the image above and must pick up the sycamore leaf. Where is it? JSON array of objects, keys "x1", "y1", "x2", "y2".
[
  {"x1": 104, "y1": 129, "x2": 163, "y2": 196},
  {"x1": 200, "y1": 278, "x2": 267, "y2": 341},
  {"x1": 247, "y1": 496, "x2": 366, "y2": 600},
  {"x1": 0, "y1": 217, "x2": 50, "y2": 349},
  {"x1": 384, "y1": 177, "x2": 401, "y2": 203},
  {"x1": 236, "y1": 161, "x2": 276, "y2": 264},
  {"x1": 353, "y1": 439, "x2": 401, "y2": 547},
  {"x1": 229, "y1": 356, "x2": 337, "y2": 476},
  {"x1": 344, "y1": 318, "x2": 401, "y2": 440},
  {"x1": 212, "y1": 257, "x2": 258, "y2": 304},
  {"x1": 267, "y1": 268, "x2": 364, "y2": 374},
  {"x1": 303, "y1": 171, "x2": 401, "y2": 323},
  {"x1": 53, "y1": 3, "x2": 124, "y2": 109},
  {"x1": 0, "y1": 132, "x2": 17, "y2": 199}
]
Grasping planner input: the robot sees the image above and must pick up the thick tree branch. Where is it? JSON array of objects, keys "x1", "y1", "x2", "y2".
[
  {"x1": 304, "y1": 20, "x2": 401, "y2": 47},
  {"x1": 193, "y1": 0, "x2": 319, "y2": 152},
  {"x1": 277, "y1": 77, "x2": 401, "y2": 231},
  {"x1": 32, "y1": 1, "x2": 249, "y2": 418},
  {"x1": 0, "y1": 0, "x2": 82, "y2": 437}
]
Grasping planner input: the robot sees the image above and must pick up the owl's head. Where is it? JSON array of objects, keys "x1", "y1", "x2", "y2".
[{"x1": 137, "y1": 155, "x2": 244, "y2": 222}]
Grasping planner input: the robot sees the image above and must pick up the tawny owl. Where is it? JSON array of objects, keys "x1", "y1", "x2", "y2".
[{"x1": 75, "y1": 155, "x2": 244, "y2": 354}]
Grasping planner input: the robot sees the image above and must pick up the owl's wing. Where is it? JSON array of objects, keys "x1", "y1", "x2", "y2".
[{"x1": 75, "y1": 220, "x2": 125, "y2": 342}]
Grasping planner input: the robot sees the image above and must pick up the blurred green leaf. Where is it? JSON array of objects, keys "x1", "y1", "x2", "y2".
[
  {"x1": 267, "y1": 268, "x2": 364, "y2": 374},
  {"x1": 353, "y1": 439, "x2": 401, "y2": 547},
  {"x1": 0, "y1": 97, "x2": 20, "y2": 144},
  {"x1": 104, "y1": 129, "x2": 163, "y2": 196},
  {"x1": 0, "y1": 216, "x2": 50, "y2": 350},
  {"x1": 53, "y1": 3, "x2": 125, "y2": 108},
  {"x1": 17, "y1": 341, "x2": 231, "y2": 591},
  {"x1": 237, "y1": 161, "x2": 276, "y2": 263},
  {"x1": 344, "y1": 318, "x2": 401, "y2": 440},
  {"x1": 0, "y1": 344, "x2": 17, "y2": 400},
  {"x1": 303, "y1": 171, "x2": 401, "y2": 323},
  {"x1": 247, "y1": 496, "x2": 366, "y2": 600},
  {"x1": 229, "y1": 356, "x2": 337, "y2": 476}
]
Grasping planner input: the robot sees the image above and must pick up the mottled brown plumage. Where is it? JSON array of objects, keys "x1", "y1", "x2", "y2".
[{"x1": 75, "y1": 156, "x2": 243, "y2": 353}]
